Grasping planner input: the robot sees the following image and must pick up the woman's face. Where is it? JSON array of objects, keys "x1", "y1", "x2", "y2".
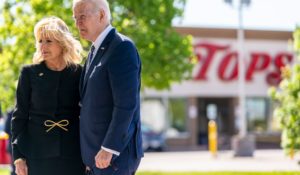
[{"x1": 38, "y1": 36, "x2": 63, "y2": 62}]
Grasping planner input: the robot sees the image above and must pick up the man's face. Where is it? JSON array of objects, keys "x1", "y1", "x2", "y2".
[{"x1": 73, "y1": 2, "x2": 101, "y2": 42}]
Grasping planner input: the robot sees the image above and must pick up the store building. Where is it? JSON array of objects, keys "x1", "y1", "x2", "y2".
[{"x1": 141, "y1": 27, "x2": 294, "y2": 150}]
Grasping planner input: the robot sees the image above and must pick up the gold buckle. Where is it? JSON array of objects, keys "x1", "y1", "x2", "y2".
[{"x1": 44, "y1": 119, "x2": 69, "y2": 132}]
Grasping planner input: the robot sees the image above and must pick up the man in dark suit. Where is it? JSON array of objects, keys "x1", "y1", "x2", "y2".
[{"x1": 73, "y1": 0, "x2": 143, "y2": 174}]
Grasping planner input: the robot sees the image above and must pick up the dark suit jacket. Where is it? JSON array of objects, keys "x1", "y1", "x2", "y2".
[
  {"x1": 11, "y1": 63, "x2": 82, "y2": 160},
  {"x1": 79, "y1": 28, "x2": 143, "y2": 168}
]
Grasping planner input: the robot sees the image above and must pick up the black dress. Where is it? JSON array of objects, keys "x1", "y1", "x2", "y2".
[{"x1": 11, "y1": 62, "x2": 85, "y2": 175}]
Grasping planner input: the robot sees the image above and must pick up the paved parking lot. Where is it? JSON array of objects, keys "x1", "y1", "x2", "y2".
[{"x1": 137, "y1": 149, "x2": 300, "y2": 172}]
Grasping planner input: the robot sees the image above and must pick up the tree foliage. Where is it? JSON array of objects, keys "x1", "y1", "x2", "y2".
[
  {"x1": 0, "y1": 0, "x2": 195, "y2": 112},
  {"x1": 269, "y1": 28, "x2": 300, "y2": 157}
]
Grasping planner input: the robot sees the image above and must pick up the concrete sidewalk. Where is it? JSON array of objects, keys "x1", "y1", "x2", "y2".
[{"x1": 137, "y1": 149, "x2": 300, "y2": 172}]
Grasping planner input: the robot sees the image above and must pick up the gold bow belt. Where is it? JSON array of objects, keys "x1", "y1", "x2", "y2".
[{"x1": 44, "y1": 119, "x2": 69, "y2": 132}]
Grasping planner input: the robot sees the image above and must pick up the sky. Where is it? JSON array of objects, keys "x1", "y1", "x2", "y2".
[
  {"x1": 173, "y1": 0, "x2": 300, "y2": 31},
  {"x1": 0, "y1": 0, "x2": 299, "y2": 31}
]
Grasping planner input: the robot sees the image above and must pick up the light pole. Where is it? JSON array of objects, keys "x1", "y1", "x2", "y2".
[{"x1": 225, "y1": 0, "x2": 255, "y2": 157}]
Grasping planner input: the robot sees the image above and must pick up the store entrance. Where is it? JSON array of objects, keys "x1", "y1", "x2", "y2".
[{"x1": 197, "y1": 98, "x2": 236, "y2": 148}]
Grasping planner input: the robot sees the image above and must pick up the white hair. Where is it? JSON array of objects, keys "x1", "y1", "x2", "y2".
[{"x1": 73, "y1": 0, "x2": 111, "y2": 22}]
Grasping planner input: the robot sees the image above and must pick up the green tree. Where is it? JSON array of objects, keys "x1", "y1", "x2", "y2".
[
  {"x1": 269, "y1": 28, "x2": 300, "y2": 157},
  {"x1": 0, "y1": 0, "x2": 195, "y2": 112}
]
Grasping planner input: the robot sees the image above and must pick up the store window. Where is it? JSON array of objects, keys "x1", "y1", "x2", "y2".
[
  {"x1": 246, "y1": 98, "x2": 269, "y2": 132},
  {"x1": 269, "y1": 101, "x2": 281, "y2": 132},
  {"x1": 141, "y1": 98, "x2": 166, "y2": 132},
  {"x1": 168, "y1": 98, "x2": 187, "y2": 132},
  {"x1": 141, "y1": 97, "x2": 188, "y2": 137}
]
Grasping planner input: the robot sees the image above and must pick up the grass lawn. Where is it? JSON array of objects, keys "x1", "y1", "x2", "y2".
[
  {"x1": 0, "y1": 169, "x2": 9, "y2": 175},
  {"x1": 137, "y1": 172, "x2": 300, "y2": 175}
]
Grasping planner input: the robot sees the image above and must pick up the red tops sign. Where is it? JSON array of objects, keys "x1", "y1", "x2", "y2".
[{"x1": 193, "y1": 42, "x2": 293, "y2": 86}]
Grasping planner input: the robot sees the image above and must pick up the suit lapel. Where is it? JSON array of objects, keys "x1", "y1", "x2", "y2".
[{"x1": 81, "y1": 29, "x2": 116, "y2": 97}]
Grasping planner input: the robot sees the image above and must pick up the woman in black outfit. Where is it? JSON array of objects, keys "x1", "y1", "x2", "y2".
[{"x1": 12, "y1": 16, "x2": 85, "y2": 175}]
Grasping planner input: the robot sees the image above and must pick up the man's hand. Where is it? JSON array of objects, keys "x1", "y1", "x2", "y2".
[
  {"x1": 15, "y1": 159, "x2": 28, "y2": 175},
  {"x1": 95, "y1": 149, "x2": 113, "y2": 169}
]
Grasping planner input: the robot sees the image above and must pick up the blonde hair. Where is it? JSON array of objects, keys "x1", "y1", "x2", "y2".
[{"x1": 33, "y1": 16, "x2": 82, "y2": 65}]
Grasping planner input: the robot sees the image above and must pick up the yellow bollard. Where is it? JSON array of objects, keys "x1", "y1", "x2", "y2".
[
  {"x1": 290, "y1": 147, "x2": 294, "y2": 159},
  {"x1": 208, "y1": 120, "x2": 217, "y2": 157}
]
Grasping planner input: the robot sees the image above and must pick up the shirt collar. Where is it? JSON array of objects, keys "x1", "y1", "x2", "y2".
[{"x1": 93, "y1": 24, "x2": 113, "y2": 51}]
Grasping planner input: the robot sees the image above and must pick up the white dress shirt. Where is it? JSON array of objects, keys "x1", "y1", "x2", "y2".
[{"x1": 90, "y1": 24, "x2": 113, "y2": 63}]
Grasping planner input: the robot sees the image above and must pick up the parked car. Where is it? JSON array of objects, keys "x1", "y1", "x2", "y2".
[{"x1": 141, "y1": 123, "x2": 166, "y2": 151}]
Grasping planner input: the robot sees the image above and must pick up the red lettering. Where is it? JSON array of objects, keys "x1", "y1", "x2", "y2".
[
  {"x1": 267, "y1": 52, "x2": 293, "y2": 86},
  {"x1": 194, "y1": 43, "x2": 228, "y2": 80},
  {"x1": 218, "y1": 52, "x2": 238, "y2": 81},
  {"x1": 193, "y1": 42, "x2": 294, "y2": 86},
  {"x1": 274, "y1": 52, "x2": 293, "y2": 68},
  {"x1": 266, "y1": 72, "x2": 281, "y2": 86},
  {"x1": 246, "y1": 53, "x2": 271, "y2": 81}
]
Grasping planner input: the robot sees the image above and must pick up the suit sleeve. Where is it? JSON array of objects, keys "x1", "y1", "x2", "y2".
[
  {"x1": 11, "y1": 67, "x2": 31, "y2": 160},
  {"x1": 103, "y1": 40, "x2": 140, "y2": 153}
]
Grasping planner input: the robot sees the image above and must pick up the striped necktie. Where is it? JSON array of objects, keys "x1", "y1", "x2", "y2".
[{"x1": 85, "y1": 45, "x2": 95, "y2": 74}]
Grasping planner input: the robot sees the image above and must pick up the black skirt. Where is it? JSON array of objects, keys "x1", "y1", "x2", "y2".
[{"x1": 27, "y1": 157, "x2": 85, "y2": 175}]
